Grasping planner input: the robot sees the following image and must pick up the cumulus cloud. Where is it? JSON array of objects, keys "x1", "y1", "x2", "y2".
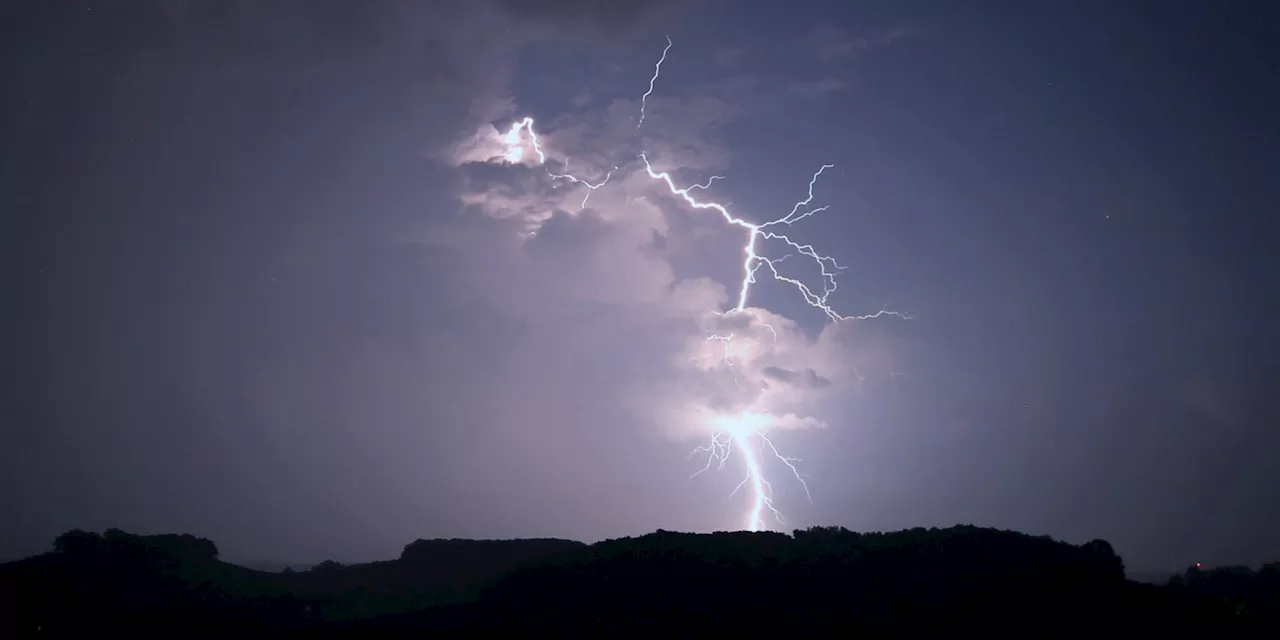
[
  {"x1": 763, "y1": 366, "x2": 833, "y2": 389},
  {"x1": 438, "y1": 59, "x2": 749, "y2": 321},
  {"x1": 606, "y1": 305, "x2": 862, "y2": 441},
  {"x1": 432, "y1": 46, "x2": 902, "y2": 443},
  {"x1": 398, "y1": 2, "x2": 907, "y2": 534},
  {"x1": 448, "y1": 123, "x2": 522, "y2": 167}
]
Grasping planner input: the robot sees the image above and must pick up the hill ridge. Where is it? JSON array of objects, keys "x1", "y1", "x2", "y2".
[{"x1": 3, "y1": 524, "x2": 1276, "y2": 636}]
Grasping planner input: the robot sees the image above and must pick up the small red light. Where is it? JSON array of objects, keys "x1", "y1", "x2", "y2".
[{"x1": 1195, "y1": 562, "x2": 1201, "y2": 568}]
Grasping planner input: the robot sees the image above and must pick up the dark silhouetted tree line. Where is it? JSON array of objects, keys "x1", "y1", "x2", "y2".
[
  {"x1": 3, "y1": 529, "x2": 311, "y2": 636},
  {"x1": 2, "y1": 525, "x2": 1277, "y2": 637}
]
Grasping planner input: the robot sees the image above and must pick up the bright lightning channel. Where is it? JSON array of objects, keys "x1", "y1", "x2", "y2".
[
  {"x1": 498, "y1": 37, "x2": 908, "y2": 533},
  {"x1": 636, "y1": 35, "x2": 673, "y2": 130},
  {"x1": 502, "y1": 118, "x2": 615, "y2": 210},
  {"x1": 691, "y1": 412, "x2": 811, "y2": 532},
  {"x1": 645, "y1": 157, "x2": 906, "y2": 531}
]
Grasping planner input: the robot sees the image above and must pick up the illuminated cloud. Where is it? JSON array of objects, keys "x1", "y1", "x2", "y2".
[
  {"x1": 636, "y1": 305, "x2": 865, "y2": 440},
  {"x1": 413, "y1": 9, "x2": 909, "y2": 533}
]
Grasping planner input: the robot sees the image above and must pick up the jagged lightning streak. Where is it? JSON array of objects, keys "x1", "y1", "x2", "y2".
[
  {"x1": 690, "y1": 412, "x2": 812, "y2": 531},
  {"x1": 688, "y1": 175, "x2": 724, "y2": 191},
  {"x1": 499, "y1": 37, "x2": 907, "y2": 533},
  {"x1": 636, "y1": 35, "x2": 672, "y2": 130},
  {"x1": 549, "y1": 158, "x2": 617, "y2": 210},
  {"x1": 634, "y1": 35, "x2": 906, "y2": 530},
  {"x1": 642, "y1": 157, "x2": 910, "y2": 323},
  {"x1": 642, "y1": 151, "x2": 910, "y2": 530},
  {"x1": 502, "y1": 117, "x2": 614, "y2": 210}
]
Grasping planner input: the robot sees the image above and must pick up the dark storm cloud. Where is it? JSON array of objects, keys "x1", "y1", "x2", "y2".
[
  {"x1": 528, "y1": 209, "x2": 612, "y2": 249},
  {"x1": 459, "y1": 161, "x2": 538, "y2": 186},
  {"x1": 9, "y1": 0, "x2": 1280, "y2": 577},
  {"x1": 491, "y1": 0, "x2": 693, "y2": 38},
  {"x1": 158, "y1": 0, "x2": 402, "y2": 50},
  {"x1": 648, "y1": 229, "x2": 668, "y2": 252},
  {"x1": 804, "y1": 25, "x2": 915, "y2": 62},
  {"x1": 785, "y1": 78, "x2": 848, "y2": 98},
  {"x1": 4, "y1": 0, "x2": 561, "y2": 562},
  {"x1": 762, "y1": 366, "x2": 832, "y2": 390},
  {"x1": 18, "y1": 0, "x2": 412, "y2": 62}
]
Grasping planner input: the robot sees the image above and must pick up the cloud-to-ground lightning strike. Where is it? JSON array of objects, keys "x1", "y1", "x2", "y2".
[
  {"x1": 643, "y1": 158, "x2": 910, "y2": 324},
  {"x1": 691, "y1": 413, "x2": 812, "y2": 531},
  {"x1": 499, "y1": 37, "x2": 907, "y2": 533}
]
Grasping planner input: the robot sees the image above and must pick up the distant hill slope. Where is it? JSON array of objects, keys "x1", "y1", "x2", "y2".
[
  {"x1": 0, "y1": 529, "x2": 304, "y2": 635},
  {"x1": 277, "y1": 536, "x2": 587, "y2": 619},
  {"x1": 481, "y1": 525, "x2": 1129, "y2": 634},
  {"x1": 1128, "y1": 569, "x2": 1178, "y2": 584},
  {"x1": 0, "y1": 528, "x2": 588, "y2": 631},
  {"x1": 2, "y1": 525, "x2": 1275, "y2": 636},
  {"x1": 232, "y1": 560, "x2": 315, "y2": 573}
]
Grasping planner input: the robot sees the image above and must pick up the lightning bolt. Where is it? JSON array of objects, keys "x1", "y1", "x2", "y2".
[
  {"x1": 502, "y1": 117, "x2": 615, "y2": 210},
  {"x1": 548, "y1": 158, "x2": 617, "y2": 210},
  {"x1": 642, "y1": 158, "x2": 911, "y2": 324},
  {"x1": 636, "y1": 35, "x2": 672, "y2": 131},
  {"x1": 687, "y1": 175, "x2": 724, "y2": 191},
  {"x1": 690, "y1": 413, "x2": 813, "y2": 531},
  {"x1": 497, "y1": 37, "x2": 908, "y2": 533}
]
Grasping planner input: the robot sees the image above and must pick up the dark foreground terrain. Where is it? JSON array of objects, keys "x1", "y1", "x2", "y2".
[{"x1": 2, "y1": 526, "x2": 1277, "y2": 637}]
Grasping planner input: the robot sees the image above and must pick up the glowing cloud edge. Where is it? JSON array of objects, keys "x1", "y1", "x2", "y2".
[{"x1": 487, "y1": 37, "x2": 909, "y2": 532}]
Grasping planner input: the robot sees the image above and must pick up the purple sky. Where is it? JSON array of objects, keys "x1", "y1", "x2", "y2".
[{"x1": 6, "y1": 0, "x2": 1280, "y2": 573}]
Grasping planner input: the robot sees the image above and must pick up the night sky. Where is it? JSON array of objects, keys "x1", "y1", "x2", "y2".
[{"x1": 5, "y1": 1, "x2": 1279, "y2": 573}]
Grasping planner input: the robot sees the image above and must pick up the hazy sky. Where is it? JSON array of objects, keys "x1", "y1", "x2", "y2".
[{"x1": 5, "y1": 0, "x2": 1279, "y2": 572}]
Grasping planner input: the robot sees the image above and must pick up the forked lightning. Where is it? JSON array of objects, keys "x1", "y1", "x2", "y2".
[{"x1": 497, "y1": 37, "x2": 907, "y2": 532}]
